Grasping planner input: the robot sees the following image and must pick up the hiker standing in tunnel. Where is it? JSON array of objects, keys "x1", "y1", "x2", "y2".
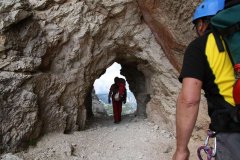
[
  {"x1": 108, "y1": 77, "x2": 127, "y2": 123},
  {"x1": 173, "y1": 0, "x2": 240, "y2": 160}
]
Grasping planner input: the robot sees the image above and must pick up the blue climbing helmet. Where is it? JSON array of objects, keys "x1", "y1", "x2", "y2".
[{"x1": 192, "y1": 0, "x2": 225, "y2": 23}]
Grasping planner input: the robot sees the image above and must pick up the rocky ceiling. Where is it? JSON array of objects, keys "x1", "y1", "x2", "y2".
[{"x1": 0, "y1": 0, "x2": 201, "y2": 153}]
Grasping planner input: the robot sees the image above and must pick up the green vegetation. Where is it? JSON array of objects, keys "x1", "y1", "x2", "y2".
[
  {"x1": 104, "y1": 104, "x2": 113, "y2": 116},
  {"x1": 103, "y1": 102, "x2": 136, "y2": 116}
]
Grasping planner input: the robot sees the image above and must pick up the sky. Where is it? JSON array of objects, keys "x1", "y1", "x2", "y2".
[{"x1": 94, "y1": 62, "x2": 129, "y2": 94}]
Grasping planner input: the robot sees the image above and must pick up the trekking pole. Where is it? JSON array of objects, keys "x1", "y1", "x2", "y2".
[{"x1": 197, "y1": 130, "x2": 217, "y2": 160}]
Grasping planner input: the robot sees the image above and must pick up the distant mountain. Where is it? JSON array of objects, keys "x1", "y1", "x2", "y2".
[{"x1": 97, "y1": 92, "x2": 137, "y2": 108}]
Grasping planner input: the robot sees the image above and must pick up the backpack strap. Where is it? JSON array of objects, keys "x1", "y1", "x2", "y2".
[
  {"x1": 218, "y1": 22, "x2": 240, "y2": 36},
  {"x1": 211, "y1": 27, "x2": 235, "y2": 66},
  {"x1": 211, "y1": 27, "x2": 225, "y2": 52},
  {"x1": 225, "y1": 0, "x2": 240, "y2": 9},
  {"x1": 223, "y1": 36, "x2": 235, "y2": 66}
]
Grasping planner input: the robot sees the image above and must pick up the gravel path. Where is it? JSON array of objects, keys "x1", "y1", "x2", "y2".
[
  {"x1": 12, "y1": 115, "x2": 174, "y2": 160},
  {"x1": 3, "y1": 114, "x2": 203, "y2": 160}
]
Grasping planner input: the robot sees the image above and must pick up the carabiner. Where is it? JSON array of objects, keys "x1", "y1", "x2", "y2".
[
  {"x1": 197, "y1": 130, "x2": 217, "y2": 160},
  {"x1": 205, "y1": 130, "x2": 217, "y2": 157}
]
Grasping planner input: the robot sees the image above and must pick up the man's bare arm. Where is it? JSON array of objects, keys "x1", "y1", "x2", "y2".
[{"x1": 173, "y1": 77, "x2": 202, "y2": 160}]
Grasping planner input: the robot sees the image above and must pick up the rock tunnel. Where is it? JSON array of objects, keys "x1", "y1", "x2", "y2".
[
  {"x1": 84, "y1": 57, "x2": 152, "y2": 124},
  {"x1": 0, "y1": 0, "x2": 200, "y2": 153}
]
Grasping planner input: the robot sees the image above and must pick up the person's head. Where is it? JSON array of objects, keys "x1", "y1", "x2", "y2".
[
  {"x1": 192, "y1": 0, "x2": 225, "y2": 36},
  {"x1": 114, "y1": 77, "x2": 119, "y2": 83}
]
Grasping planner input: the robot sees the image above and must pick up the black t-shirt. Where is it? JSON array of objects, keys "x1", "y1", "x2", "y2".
[
  {"x1": 179, "y1": 32, "x2": 236, "y2": 112},
  {"x1": 179, "y1": 33, "x2": 218, "y2": 94},
  {"x1": 179, "y1": 36, "x2": 207, "y2": 82},
  {"x1": 179, "y1": 33, "x2": 239, "y2": 132}
]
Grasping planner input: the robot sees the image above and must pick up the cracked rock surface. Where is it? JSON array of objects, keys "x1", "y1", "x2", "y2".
[{"x1": 1, "y1": 0, "x2": 208, "y2": 154}]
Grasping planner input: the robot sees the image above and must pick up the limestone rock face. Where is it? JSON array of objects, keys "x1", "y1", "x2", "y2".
[
  {"x1": 0, "y1": 0, "x2": 207, "y2": 153},
  {"x1": 0, "y1": 0, "x2": 32, "y2": 31},
  {"x1": 1, "y1": 153, "x2": 23, "y2": 160},
  {"x1": 92, "y1": 90, "x2": 107, "y2": 117}
]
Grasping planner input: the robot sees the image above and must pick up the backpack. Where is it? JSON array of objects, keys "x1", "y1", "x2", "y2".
[
  {"x1": 211, "y1": 2, "x2": 240, "y2": 105},
  {"x1": 113, "y1": 78, "x2": 126, "y2": 102},
  {"x1": 112, "y1": 84, "x2": 120, "y2": 101},
  {"x1": 211, "y1": 3, "x2": 240, "y2": 65}
]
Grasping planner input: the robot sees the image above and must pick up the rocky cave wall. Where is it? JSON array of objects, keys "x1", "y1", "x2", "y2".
[{"x1": 0, "y1": 0, "x2": 203, "y2": 153}]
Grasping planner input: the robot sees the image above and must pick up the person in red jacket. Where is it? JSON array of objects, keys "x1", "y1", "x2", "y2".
[{"x1": 108, "y1": 77, "x2": 126, "y2": 123}]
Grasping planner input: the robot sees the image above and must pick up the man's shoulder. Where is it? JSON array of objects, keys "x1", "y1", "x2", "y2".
[
  {"x1": 186, "y1": 33, "x2": 210, "y2": 54},
  {"x1": 190, "y1": 33, "x2": 209, "y2": 47}
]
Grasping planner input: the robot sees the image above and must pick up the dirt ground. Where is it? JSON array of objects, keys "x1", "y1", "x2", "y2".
[{"x1": 0, "y1": 114, "x2": 209, "y2": 160}]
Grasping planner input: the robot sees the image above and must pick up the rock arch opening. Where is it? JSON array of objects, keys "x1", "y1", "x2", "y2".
[
  {"x1": 120, "y1": 62, "x2": 151, "y2": 117},
  {"x1": 83, "y1": 56, "x2": 154, "y2": 128},
  {"x1": 92, "y1": 62, "x2": 137, "y2": 118},
  {"x1": 1, "y1": 0, "x2": 187, "y2": 152}
]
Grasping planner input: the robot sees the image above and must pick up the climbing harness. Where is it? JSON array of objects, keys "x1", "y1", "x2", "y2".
[{"x1": 197, "y1": 130, "x2": 217, "y2": 160}]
